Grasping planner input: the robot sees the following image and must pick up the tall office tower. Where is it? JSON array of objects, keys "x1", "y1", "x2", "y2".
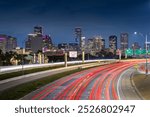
[
  {"x1": 0, "y1": 34, "x2": 7, "y2": 53},
  {"x1": 101, "y1": 39, "x2": 105, "y2": 49},
  {"x1": 120, "y1": 33, "x2": 128, "y2": 51},
  {"x1": 75, "y1": 27, "x2": 82, "y2": 49},
  {"x1": 25, "y1": 33, "x2": 42, "y2": 53},
  {"x1": 0, "y1": 34, "x2": 17, "y2": 53},
  {"x1": 6, "y1": 36, "x2": 17, "y2": 52},
  {"x1": 93, "y1": 36, "x2": 104, "y2": 51},
  {"x1": 25, "y1": 38, "x2": 31, "y2": 51},
  {"x1": 26, "y1": 26, "x2": 53, "y2": 53},
  {"x1": 109, "y1": 35, "x2": 117, "y2": 51},
  {"x1": 42, "y1": 35, "x2": 53, "y2": 52},
  {"x1": 87, "y1": 36, "x2": 104, "y2": 51},
  {"x1": 34, "y1": 25, "x2": 43, "y2": 35}
]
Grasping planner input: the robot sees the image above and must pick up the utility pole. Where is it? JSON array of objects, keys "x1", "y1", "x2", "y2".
[
  {"x1": 134, "y1": 32, "x2": 150, "y2": 76},
  {"x1": 64, "y1": 52, "x2": 67, "y2": 67},
  {"x1": 82, "y1": 51, "x2": 85, "y2": 63},
  {"x1": 145, "y1": 34, "x2": 148, "y2": 76}
]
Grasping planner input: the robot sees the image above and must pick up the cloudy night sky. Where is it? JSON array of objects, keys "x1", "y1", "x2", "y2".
[{"x1": 0, "y1": 0, "x2": 150, "y2": 48}]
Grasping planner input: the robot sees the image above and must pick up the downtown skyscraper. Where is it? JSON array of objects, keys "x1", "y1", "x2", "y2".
[
  {"x1": 109, "y1": 35, "x2": 117, "y2": 52},
  {"x1": 0, "y1": 34, "x2": 17, "y2": 53},
  {"x1": 25, "y1": 26, "x2": 53, "y2": 53},
  {"x1": 120, "y1": 33, "x2": 128, "y2": 51}
]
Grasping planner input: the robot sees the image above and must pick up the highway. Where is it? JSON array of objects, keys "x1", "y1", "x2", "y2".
[
  {"x1": 117, "y1": 68, "x2": 143, "y2": 99},
  {"x1": 0, "y1": 62, "x2": 107, "y2": 91},
  {"x1": 22, "y1": 61, "x2": 144, "y2": 100},
  {"x1": 0, "y1": 59, "x2": 115, "y2": 74}
]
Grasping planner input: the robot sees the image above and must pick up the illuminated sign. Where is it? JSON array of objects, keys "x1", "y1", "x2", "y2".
[{"x1": 69, "y1": 51, "x2": 77, "y2": 58}]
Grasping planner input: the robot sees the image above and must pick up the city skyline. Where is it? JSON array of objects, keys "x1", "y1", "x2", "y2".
[
  {"x1": 0, "y1": 27, "x2": 147, "y2": 50},
  {"x1": 0, "y1": 0, "x2": 149, "y2": 47}
]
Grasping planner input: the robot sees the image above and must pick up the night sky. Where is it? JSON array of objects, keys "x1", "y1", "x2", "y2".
[{"x1": 0, "y1": 0, "x2": 150, "y2": 48}]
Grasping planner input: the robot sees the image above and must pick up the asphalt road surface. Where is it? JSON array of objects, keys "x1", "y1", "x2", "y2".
[
  {"x1": 0, "y1": 62, "x2": 104, "y2": 91},
  {"x1": 22, "y1": 61, "x2": 143, "y2": 100}
]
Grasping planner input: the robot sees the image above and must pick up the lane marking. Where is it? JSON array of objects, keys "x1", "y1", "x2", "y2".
[{"x1": 117, "y1": 68, "x2": 130, "y2": 99}]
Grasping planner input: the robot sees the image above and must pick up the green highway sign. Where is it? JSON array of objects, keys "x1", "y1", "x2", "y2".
[
  {"x1": 125, "y1": 49, "x2": 150, "y2": 56},
  {"x1": 141, "y1": 49, "x2": 146, "y2": 54},
  {"x1": 148, "y1": 50, "x2": 150, "y2": 54},
  {"x1": 135, "y1": 49, "x2": 141, "y2": 55},
  {"x1": 125, "y1": 49, "x2": 133, "y2": 56}
]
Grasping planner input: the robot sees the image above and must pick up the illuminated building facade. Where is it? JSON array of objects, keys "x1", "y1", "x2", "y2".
[
  {"x1": 120, "y1": 33, "x2": 128, "y2": 51},
  {"x1": 87, "y1": 36, "x2": 105, "y2": 51},
  {"x1": 109, "y1": 35, "x2": 117, "y2": 51},
  {"x1": 25, "y1": 26, "x2": 53, "y2": 53},
  {"x1": 0, "y1": 34, "x2": 17, "y2": 53}
]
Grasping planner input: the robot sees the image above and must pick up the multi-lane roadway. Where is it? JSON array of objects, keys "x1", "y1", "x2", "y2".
[{"x1": 22, "y1": 61, "x2": 144, "y2": 100}]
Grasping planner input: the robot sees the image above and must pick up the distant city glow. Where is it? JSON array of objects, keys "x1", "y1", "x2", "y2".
[{"x1": 0, "y1": 38, "x2": 5, "y2": 40}]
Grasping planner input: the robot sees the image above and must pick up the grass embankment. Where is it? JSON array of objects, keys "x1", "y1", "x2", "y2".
[
  {"x1": 0, "y1": 69, "x2": 81, "y2": 100},
  {"x1": 0, "y1": 61, "x2": 112, "y2": 100},
  {"x1": 132, "y1": 73, "x2": 150, "y2": 99},
  {"x1": 0, "y1": 62, "x2": 96, "y2": 81},
  {"x1": 0, "y1": 65, "x2": 64, "y2": 81}
]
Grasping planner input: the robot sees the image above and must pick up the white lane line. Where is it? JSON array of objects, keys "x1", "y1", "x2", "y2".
[{"x1": 117, "y1": 69, "x2": 130, "y2": 100}]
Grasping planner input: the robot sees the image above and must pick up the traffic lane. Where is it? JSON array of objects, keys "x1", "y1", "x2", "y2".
[
  {"x1": 69, "y1": 65, "x2": 120, "y2": 100},
  {"x1": 21, "y1": 67, "x2": 96, "y2": 100},
  {"x1": 89, "y1": 62, "x2": 137, "y2": 100},
  {"x1": 0, "y1": 63, "x2": 102, "y2": 92},
  {"x1": 23, "y1": 63, "x2": 119, "y2": 100},
  {"x1": 53, "y1": 65, "x2": 116, "y2": 100},
  {"x1": 55, "y1": 63, "x2": 128, "y2": 100},
  {"x1": 41, "y1": 67, "x2": 106, "y2": 100},
  {"x1": 89, "y1": 63, "x2": 127, "y2": 100},
  {"x1": 22, "y1": 62, "x2": 142, "y2": 100},
  {"x1": 117, "y1": 68, "x2": 142, "y2": 100},
  {"x1": 88, "y1": 63, "x2": 126, "y2": 100}
]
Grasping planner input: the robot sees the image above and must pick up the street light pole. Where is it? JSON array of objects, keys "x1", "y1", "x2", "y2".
[
  {"x1": 22, "y1": 41, "x2": 24, "y2": 75},
  {"x1": 134, "y1": 32, "x2": 149, "y2": 76},
  {"x1": 145, "y1": 34, "x2": 148, "y2": 76},
  {"x1": 64, "y1": 52, "x2": 67, "y2": 67},
  {"x1": 21, "y1": 39, "x2": 27, "y2": 75}
]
